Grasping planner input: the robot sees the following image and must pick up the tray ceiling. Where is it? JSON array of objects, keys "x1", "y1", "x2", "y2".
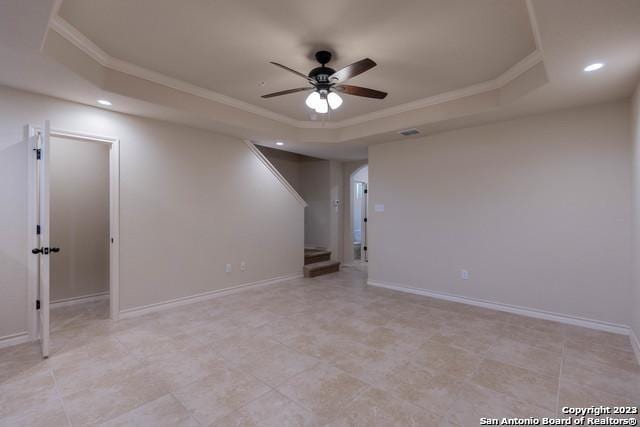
[{"x1": 58, "y1": 0, "x2": 536, "y2": 122}]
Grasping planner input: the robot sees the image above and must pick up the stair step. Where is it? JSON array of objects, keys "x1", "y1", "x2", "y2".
[
  {"x1": 304, "y1": 249, "x2": 331, "y2": 265},
  {"x1": 303, "y1": 260, "x2": 340, "y2": 278}
]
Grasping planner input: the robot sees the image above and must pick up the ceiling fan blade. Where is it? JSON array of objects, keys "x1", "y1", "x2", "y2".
[
  {"x1": 261, "y1": 87, "x2": 313, "y2": 98},
  {"x1": 335, "y1": 85, "x2": 387, "y2": 99},
  {"x1": 329, "y1": 58, "x2": 377, "y2": 83},
  {"x1": 269, "y1": 62, "x2": 312, "y2": 81}
]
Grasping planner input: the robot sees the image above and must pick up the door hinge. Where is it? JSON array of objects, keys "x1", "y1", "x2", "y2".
[
  {"x1": 364, "y1": 189, "x2": 368, "y2": 194},
  {"x1": 36, "y1": 225, "x2": 41, "y2": 235},
  {"x1": 34, "y1": 148, "x2": 41, "y2": 160},
  {"x1": 363, "y1": 246, "x2": 368, "y2": 251},
  {"x1": 364, "y1": 218, "x2": 367, "y2": 223},
  {"x1": 36, "y1": 300, "x2": 40, "y2": 310}
]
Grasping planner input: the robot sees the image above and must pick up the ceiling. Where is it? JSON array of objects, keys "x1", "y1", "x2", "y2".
[
  {"x1": 0, "y1": 0, "x2": 639, "y2": 160},
  {"x1": 57, "y1": 0, "x2": 536, "y2": 122}
]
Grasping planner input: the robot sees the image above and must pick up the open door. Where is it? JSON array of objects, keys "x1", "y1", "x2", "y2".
[
  {"x1": 30, "y1": 120, "x2": 55, "y2": 358},
  {"x1": 361, "y1": 183, "x2": 368, "y2": 262}
]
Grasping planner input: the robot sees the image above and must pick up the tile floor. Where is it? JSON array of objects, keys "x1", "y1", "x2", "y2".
[{"x1": 1, "y1": 267, "x2": 638, "y2": 426}]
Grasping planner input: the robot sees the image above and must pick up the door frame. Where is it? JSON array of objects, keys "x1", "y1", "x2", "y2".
[{"x1": 26, "y1": 126, "x2": 121, "y2": 341}]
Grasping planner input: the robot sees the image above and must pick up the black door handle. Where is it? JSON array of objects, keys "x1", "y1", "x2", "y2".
[{"x1": 31, "y1": 247, "x2": 60, "y2": 254}]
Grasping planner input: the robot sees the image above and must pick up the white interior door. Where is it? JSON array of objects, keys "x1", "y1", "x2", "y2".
[{"x1": 34, "y1": 121, "x2": 51, "y2": 358}]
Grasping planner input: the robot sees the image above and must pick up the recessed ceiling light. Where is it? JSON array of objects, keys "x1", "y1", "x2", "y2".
[
  {"x1": 584, "y1": 63, "x2": 604, "y2": 72},
  {"x1": 97, "y1": 99, "x2": 112, "y2": 106},
  {"x1": 275, "y1": 141, "x2": 284, "y2": 146}
]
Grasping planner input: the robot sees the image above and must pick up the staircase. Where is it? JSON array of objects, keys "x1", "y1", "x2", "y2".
[{"x1": 303, "y1": 248, "x2": 340, "y2": 277}]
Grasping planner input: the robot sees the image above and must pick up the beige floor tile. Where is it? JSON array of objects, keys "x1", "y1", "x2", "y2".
[
  {"x1": 494, "y1": 323, "x2": 565, "y2": 354},
  {"x1": 51, "y1": 351, "x2": 141, "y2": 397},
  {"x1": 470, "y1": 359, "x2": 558, "y2": 412},
  {"x1": 561, "y1": 353, "x2": 640, "y2": 401},
  {"x1": 2, "y1": 267, "x2": 635, "y2": 426},
  {"x1": 558, "y1": 380, "x2": 639, "y2": 421},
  {"x1": 442, "y1": 383, "x2": 552, "y2": 427},
  {"x1": 51, "y1": 299, "x2": 109, "y2": 332},
  {"x1": 99, "y1": 394, "x2": 199, "y2": 427},
  {"x1": 215, "y1": 390, "x2": 319, "y2": 427},
  {"x1": 409, "y1": 340, "x2": 483, "y2": 380},
  {"x1": 564, "y1": 339, "x2": 639, "y2": 373},
  {"x1": 143, "y1": 345, "x2": 230, "y2": 390},
  {"x1": 427, "y1": 329, "x2": 497, "y2": 354},
  {"x1": 115, "y1": 328, "x2": 203, "y2": 360},
  {"x1": 0, "y1": 342, "x2": 46, "y2": 385},
  {"x1": 326, "y1": 387, "x2": 441, "y2": 427},
  {"x1": 0, "y1": 365, "x2": 58, "y2": 418},
  {"x1": 173, "y1": 363, "x2": 271, "y2": 426},
  {"x1": 486, "y1": 338, "x2": 562, "y2": 377},
  {"x1": 226, "y1": 339, "x2": 321, "y2": 387},
  {"x1": 276, "y1": 363, "x2": 368, "y2": 423},
  {"x1": 327, "y1": 342, "x2": 411, "y2": 386},
  {"x1": 563, "y1": 325, "x2": 634, "y2": 352},
  {"x1": 0, "y1": 397, "x2": 69, "y2": 427},
  {"x1": 63, "y1": 363, "x2": 171, "y2": 425},
  {"x1": 376, "y1": 362, "x2": 464, "y2": 416},
  {"x1": 47, "y1": 336, "x2": 129, "y2": 371}
]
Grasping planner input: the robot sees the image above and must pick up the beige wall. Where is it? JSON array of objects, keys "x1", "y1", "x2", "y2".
[
  {"x1": 369, "y1": 101, "x2": 633, "y2": 326},
  {"x1": 299, "y1": 157, "x2": 331, "y2": 248},
  {"x1": 0, "y1": 86, "x2": 304, "y2": 339},
  {"x1": 50, "y1": 136, "x2": 110, "y2": 302},
  {"x1": 631, "y1": 82, "x2": 640, "y2": 345},
  {"x1": 256, "y1": 146, "x2": 303, "y2": 194}
]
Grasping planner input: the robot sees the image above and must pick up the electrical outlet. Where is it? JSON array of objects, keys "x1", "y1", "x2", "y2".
[
  {"x1": 240, "y1": 261, "x2": 246, "y2": 271},
  {"x1": 461, "y1": 269, "x2": 469, "y2": 280},
  {"x1": 225, "y1": 264, "x2": 232, "y2": 273}
]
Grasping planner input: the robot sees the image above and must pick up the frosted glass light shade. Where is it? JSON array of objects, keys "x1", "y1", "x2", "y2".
[
  {"x1": 315, "y1": 98, "x2": 328, "y2": 114},
  {"x1": 305, "y1": 91, "x2": 321, "y2": 109},
  {"x1": 327, "y1": 92, "x2": 343, "y2": 110}
]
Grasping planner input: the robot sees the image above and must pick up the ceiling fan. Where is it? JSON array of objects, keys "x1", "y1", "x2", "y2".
[{"x1": 261, "y1": 50, "x2": 387, "y2": 114}]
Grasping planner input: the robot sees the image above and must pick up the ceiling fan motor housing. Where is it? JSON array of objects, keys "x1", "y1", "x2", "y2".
[
  {"x1": 309, "y1": 66, "x2": 336, "y2": 85},
  {"x1": 310, "y1": 50, "x2": 336, "y2": 87}
]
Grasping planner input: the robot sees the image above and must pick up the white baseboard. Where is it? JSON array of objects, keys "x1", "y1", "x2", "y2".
[
  {"x1": 0, "y1": 332, "x2": 31, "y2": 349},
  {"x1": 119, "y1": 273, "x2": 303, "y2": 320},
  {"x1": 631, "y1": 328, "x2": 640, "y2": 366},
  {"x1": 50, "y1": 291, "x2": 109, "y2": 308},
  {"x1": 367, "y1": 279, "x2": 630, "y2": 335}
]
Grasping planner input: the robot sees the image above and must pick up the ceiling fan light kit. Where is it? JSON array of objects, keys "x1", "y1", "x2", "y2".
[{"x1": 262, "y1": 50, "x2": 387, "y2": 115}]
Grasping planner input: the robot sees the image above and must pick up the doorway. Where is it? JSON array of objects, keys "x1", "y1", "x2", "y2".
[
  {"x1": 351, "y1": 165, "x2": 368, "y2": 263},
  {"x1": 27, "y1": 123, "x2": 120, "y2": 358}
]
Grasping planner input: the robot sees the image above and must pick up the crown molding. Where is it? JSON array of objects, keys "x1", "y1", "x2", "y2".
[
  {"x1": 525, "y1": 0, "x2": 545, "y2": 55},
  {"x1": 50, "y1": 15, "x2": 543, "y2": 131}
]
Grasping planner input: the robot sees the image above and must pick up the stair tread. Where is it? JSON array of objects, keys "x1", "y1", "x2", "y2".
[
  {"x1": 303, "y1": 260, "x2": 340, "y2": 270},
  {"x1": 304, "y1": 249, "x2": 331, "y2": 257}
]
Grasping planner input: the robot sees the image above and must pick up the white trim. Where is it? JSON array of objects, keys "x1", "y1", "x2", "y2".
[
  {"x1": 245, "y1": 141, "x2": 308, "y2": 207},
  {"x1": 367, "y1": 279, "x2": 630, "y2": 335},
  {"x1": 119, "y1": 273, "x2": 303, "y2": 320},
  {"x1": 49, "y1": 16, "x2": 543, "y2": 131},
  {"x1": 525, "y1": 0, "x2": 545, "y2": 55},
  {"x1": 631, "y1": 328, "x2": 640, "y2": 366},
  {"x1": 25, "y1": 125, "x2": 39, "y2": 341},
  {"x1": 35, "y1": 128, "x2": 121, "y2": 324},
  {"x1": 50, "y1": 292, "x2": 109, "y2": 308},
  {"x1": 0, "y1": 332, "x2": 31, "y2": 349}
]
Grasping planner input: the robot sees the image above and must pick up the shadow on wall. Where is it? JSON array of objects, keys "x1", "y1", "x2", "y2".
[{"x1": 0, "y1": 141, "x2": 28, "y2": 338}]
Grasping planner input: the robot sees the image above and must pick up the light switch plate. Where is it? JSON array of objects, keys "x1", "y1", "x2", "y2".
[{"x1": 374, "y1": 204, "x2": 385, "y2": 212}]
